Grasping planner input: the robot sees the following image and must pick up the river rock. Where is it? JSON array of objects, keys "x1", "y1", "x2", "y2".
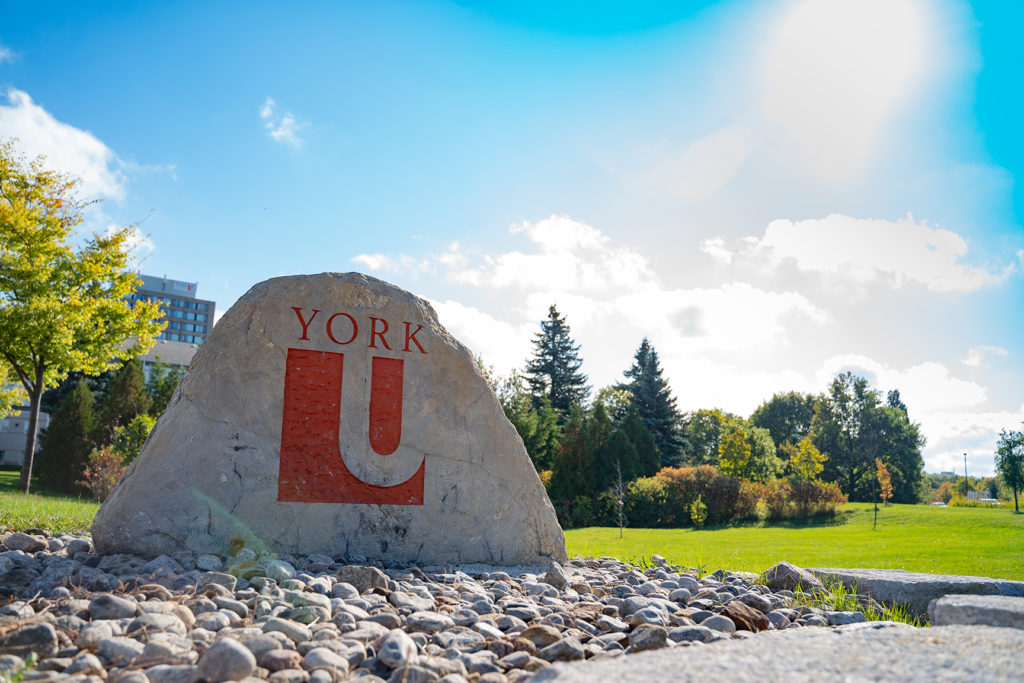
[{"x1": 92, "y1": 272, "x2": 566, "y2": 565}]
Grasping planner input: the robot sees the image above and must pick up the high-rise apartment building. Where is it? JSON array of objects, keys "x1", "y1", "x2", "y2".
[{"x1": 129, "y1": 274, "x2": 216, "y2": 345}]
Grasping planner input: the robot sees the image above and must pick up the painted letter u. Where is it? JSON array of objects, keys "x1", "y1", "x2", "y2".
[{"x1": 277, "y1": 348, "x2": 424, "y2": 505}]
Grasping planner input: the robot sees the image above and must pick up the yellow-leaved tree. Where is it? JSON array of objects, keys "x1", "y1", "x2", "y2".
[{"x1": 0, "y1": 140, "x2": 163, "y2": 493}]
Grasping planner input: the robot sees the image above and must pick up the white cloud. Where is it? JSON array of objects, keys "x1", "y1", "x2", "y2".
[
  {"x1": 817, "y1": 354, "x2": 987, "y2": 414},
  {"x1": 259, "y1": 97, "x2": 304, "y2": 147},
  {"x1": 0, "y1": 88, "x2": 125, "y2": 199},
  {"x1": 760, "y1": 0, "x2": 932, "y2": 182},
  {"x1": 960, "y1": 345, "x2": 1008, "y2": 367},
  {"x1": 452, "y1": 215, "x2": 658, "y2": 294},
  {"x1": 0, "y1": 43, "x2": 13, "y2": 64},
  {"x1": 429, "y1": 299, "x2": 533, "y2": 377},
  {"x1": 355, "y1": 215, "x2": 827, "y2": 387},
  {"x1": 704, "y1": 213, "x2": 1013, "y2": 292}
]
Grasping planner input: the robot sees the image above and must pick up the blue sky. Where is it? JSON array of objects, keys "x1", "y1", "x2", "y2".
[{"x1": 1, "y1": 0, "x2": 1021, "y2": 475}]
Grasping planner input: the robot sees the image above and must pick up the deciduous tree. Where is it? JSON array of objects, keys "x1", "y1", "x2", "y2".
[
  {"x1": 995, "y1": 428, "x2": 1024, "y2": 512},
  {"x1": 0, "y1": 141, "x2": 162, "y2": 492},
  {"x1": 750, "y1": 391, "x2": 817, "y2": 452}
]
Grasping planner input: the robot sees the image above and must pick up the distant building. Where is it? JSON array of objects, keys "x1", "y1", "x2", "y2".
[
  {"x1": 0, "y1": 407, "x2": 50, "y2": 467},
  {"x1": 129, "y1": 274, "x2": 216, "y2": 345},
  {"x1": 138, "y1": 339, "x2": 201, "y2": 383}
]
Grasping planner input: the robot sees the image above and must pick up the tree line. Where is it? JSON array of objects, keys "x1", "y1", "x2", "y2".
[
  {"x1": 488, "y1": 305, "x2": 930, "y2": 528},
  {"x1": 33, "y1": 360, "x2": 182, "y2": 499}
]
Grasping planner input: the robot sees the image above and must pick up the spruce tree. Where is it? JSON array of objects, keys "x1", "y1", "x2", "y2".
[
  {"x1": 524, "y1": 305, "x2": 589, "y2": 418},
  {"x1": 36, "y1": 378, "x2": 94, "y2": 494},
  {"x1": 622, "y1": 338, "x2": 683, "y2": 465}
]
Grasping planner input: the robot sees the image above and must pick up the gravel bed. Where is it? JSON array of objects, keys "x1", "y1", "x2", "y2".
[{"x1": 0, "y1": 530, "x2": 872, "y2": 682}]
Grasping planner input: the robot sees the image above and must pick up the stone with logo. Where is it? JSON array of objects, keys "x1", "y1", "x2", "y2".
[{"x1": 92, "y1": 272, "x2": 567, "y2": 565}]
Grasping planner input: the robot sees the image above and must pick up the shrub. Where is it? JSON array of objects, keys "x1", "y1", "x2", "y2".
[
  {"x1": 763, "y1": 479, "x2": 793, "y2": 520},
  {"x1": 656, "y1": 465, "x2": 739, "y2": 526},
  {"x1": 689, "y1": 495, "x2": 708, "y2": 529},
  {"x1": 624, "y1": 476, "x2": 669, "y2": 528},
  {"x1": 735, "y1": 480, "x2": 763, "y2": 520},
  {"x1": 77, "y1": 446, "x2": 128, "y2": 502}
]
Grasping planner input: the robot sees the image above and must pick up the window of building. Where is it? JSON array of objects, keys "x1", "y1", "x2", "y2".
[
  {"x1": 197, "y1": 314, "x2": 207, "y2": 322},
  {"x1": 171, "y1": 309, "x2": 184, "y2": 318},
  {"x1": 168, "y1": 333, "x2": 179, "y2": 341}
]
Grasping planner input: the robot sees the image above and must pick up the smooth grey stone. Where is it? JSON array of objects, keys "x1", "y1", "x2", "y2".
[
  {"x1": 98, "y1": 636, "x2": 146, "y2": 665},
  {"x1": 766, "y1": 611, "x2": 790, "y2": 630},
  {"x1": 127, "y1": 612, "x2": 189, "y2": 637},
  {"x1": 407, "y1": 612, "x2": 454, "y2": 635},
  {"x1": 90, "y1": 594, "x2": 140, "y2": 620},
  {"x1": 667, "y1": 625, "x2": 713, "y2": 643},
  {"x1": 302, "y1": 647, "x2": 350, "y2": 674},
  {"x1": 825, "y1": 611, "x2": 866, "y2": 626},
  {"x1": 700, "y1": 615, "x2": 736, "y2": 634},
  {"x1": 336, "y1": 566, "x2": 390, "y2": 595},
  {"x1": 143, "y1": 664, "x2": 199, "y2": 683},
  {"x1": 387, "y1": 665, "x2": 439, "y2": 683},
  {"x1": 377, "y1": 629, "x2": 418, "y2": 668},
  {"x1": 929, "y1": 594, "x2": 1024, "y2": 629},
  {"x1": 262, "y1": 617, "x2": 312, "y2": 643},
  {"x1": 537, "y1": 637, "x2": 585, "y2": 663},
  {"x1": 629, "y1": 624, "x2": 669, "y2": 652},
  {"x1": 4, "y1": 533, "x2": 46, "y2": 553},
  {"x1": 197, "y1": 637, "x2": 256, "y2": 681},
  {"x1": 0, "y1": 623, "x2": 58, "y2": 659},
  {"x1": 736, "y1": 592, "x2": 772, "y2": 614}
]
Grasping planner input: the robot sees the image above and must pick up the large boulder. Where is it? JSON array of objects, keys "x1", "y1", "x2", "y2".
[
  {"x1": 93, "y1": 273, "x2": 567, "y2": 565},
  {"x1": 809, "y1": 568, "x2": 1024, "y2": 617}
]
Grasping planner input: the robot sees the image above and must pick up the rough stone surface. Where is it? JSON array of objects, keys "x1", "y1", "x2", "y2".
[
  {"x1": 810, "y1": 568, "x2": 1024, "y2": 616},
  {"x1": 92, "y1": 272, "x2": 566, "y2": 565},
  {"x1": 722, "y1": 601, "x2": 769, "y2": 632},
  {"x1": 762, "y1": 561, "x2": 824, "y2": 594},
  {"x1": 532, "y1": 624, "x2": 1024, "y2": 681},
  {"x1": 929, "y1": 594, "x2": 1024, "y2": 630}
]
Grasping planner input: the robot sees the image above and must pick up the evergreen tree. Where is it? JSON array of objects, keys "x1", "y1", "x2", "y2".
[
  {"x1": 621, "y1": 338, "x2": 683, "y2": 465},
  {"x1": 35, "y1": 378, "x2": 94, "y2": 494},
  {"x1": 594, "y1": 428, "x2": 639, "y2": 493},
  {"x1": 146, "y1": 360, "x2": 185, "y2": 417},
  {"x1": 497, "y1": 371, "x2": 562, "y2": 471},
  {"x1": 547, "y1": 406, "x2": 591, "y2": 504},
  {"x1": 620, "y1": 405, "x2": 660, "y2": 477},
  {"x1": 524, "y1": 305, "x2": 589, "y2": 419},
  {"x1": 93, "y1": 359, "x2": 151, "y2": 446}
]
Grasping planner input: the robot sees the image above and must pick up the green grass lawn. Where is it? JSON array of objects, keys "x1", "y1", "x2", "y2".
[
  {"x1": 566, "y1": 503, "x2": 1024, "y2": 581},
  {"x1": 0, "y1": 468, "x2": 99, "y2": 535},
  {"x1": 2, "y1": 468, "x2": 1021, "y2": 581}
]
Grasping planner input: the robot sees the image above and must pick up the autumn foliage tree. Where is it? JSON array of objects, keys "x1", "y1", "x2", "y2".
[
  {"x1": 0, "y1": 140, "x2": 163, "y2": 492},
  {"x1": 876, "y1": 458, "x2": 893, "y2": 506}
]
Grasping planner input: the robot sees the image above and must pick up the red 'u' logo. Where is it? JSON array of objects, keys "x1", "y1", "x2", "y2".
[{"x1": 277, "y1": 348, "x2": 425, "y2": 505}]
